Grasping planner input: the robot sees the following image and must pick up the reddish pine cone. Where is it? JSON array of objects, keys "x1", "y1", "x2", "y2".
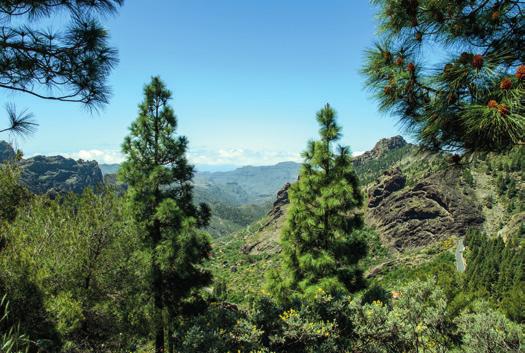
[
  {"x1": 500, "y1": 77, "x2": 512, "y2": 90},
  {"x1": 491, "y1": 11, "x2": 500, "y2": 22},
  {"x1": 516, "y1": 65, "x2": 525, "y2": 80},
  {"x1": 396, "y1": 57, "x2": 404, "y2": 66},
  {"x1": 472, "y1": 55, "x2": 484, "y2": 69},
  {"x1": 498, "y1": 104, "x2": 510, "y2": 116},
  {"x1": 384, "y1": 86, "x2": 395, "y2": 95},
  {"x1": 487, "y1": 100, "x2": 498, "y2": 109},
  {"x1": 407, "y1": 62, "x2": 416, "y2": 73},
  {"x1": 415, "y1": 31, "x2": 423, "y2": 41}
]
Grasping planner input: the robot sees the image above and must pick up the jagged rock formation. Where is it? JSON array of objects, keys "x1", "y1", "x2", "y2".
[
  {"x1": 367, "y1": 167, "x2": 406, "y2": 207},
  {"x1": 20, "y1": 155, "x2": 103, "y2": 195},
  {"x1": 353, "y1": 135, "x2": 408, "y2": 165},
  {"x1": 366, "y1": 168, "x2": 484, "y2": 249},
  {"x1": 0, "y1": 140, "x2": 15, "y2": 163},
  {"x1": 1, "y1": 140, "x2": 104, "y2": 194},
  {"x1": 263, "y1": 182, "x2": 290, "y2": 227}
]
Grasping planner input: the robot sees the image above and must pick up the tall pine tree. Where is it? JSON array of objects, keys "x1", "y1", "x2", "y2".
[
  {"x1": 267, "y1": 104, "x2": 367, "y2": 302},
  {"x1": 120, "y1": 77, "x2": 211, "y2": 353}
]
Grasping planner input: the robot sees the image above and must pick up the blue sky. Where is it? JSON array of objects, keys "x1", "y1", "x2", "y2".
[{"x1": 0, "y1": 0, "x2": 407, "y2": 170}]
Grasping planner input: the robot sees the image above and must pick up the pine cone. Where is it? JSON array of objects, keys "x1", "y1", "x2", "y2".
[
  {"x1": 491, "y1": 11, "x2": 500, "y2": 22},
  {"x1": 471, "y1": 55, "x2": 484, "y2": 70},
  {"x1": 415, "y1": 31, "x2": 423, "y2": 41},
  {"x1": 516, "y1": 65, "x2": 525, "y2": 80},
  {"x1": 500, "y1": 77, "x2": 512, "y2": 90},
  {"x1": 407, "y1": 62, "x2": 416, "y2": 73},
  {"x1": 384, "y1": 86, "x2": 395, "y2": 95},
  {"x1": 487, "y1": 100, "x2": 498, "y2": 109},
  {"x1": 396, "y1": 57, "x2": 404, "y2": 66}
]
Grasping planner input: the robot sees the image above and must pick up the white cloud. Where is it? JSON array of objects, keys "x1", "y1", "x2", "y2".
[
  {"x1": 48, "y1": 147, "x2": 301, "y2": 167},
  {"x1": 62, "y1": 149, "x2": 124, "y2": 164},
  {"x1": 39, "y1": 146, "x2": 367, "y2": 167},
  {"x1": 44, "y1": 147, "x2": 366, "y2": 167}
]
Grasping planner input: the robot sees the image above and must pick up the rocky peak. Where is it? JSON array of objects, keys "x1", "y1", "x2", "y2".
[
  {"x1": 265, "y1": 182, "x2": 290, "y2": 226},
  {"x1": 354, "y1": 136, "x2": 408, "y2": 164},
  {"x1": 0, "y1": 140, "x2": 15, "y2": 163},
  {"x1": 20, "y1": 155, "x2": 103, "y2": 195}
]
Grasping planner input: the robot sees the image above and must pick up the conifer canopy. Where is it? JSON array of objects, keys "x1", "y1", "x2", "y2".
[
  {"x1": 267, "y1": 104, "x2": 367, "y2": 302},
  {"x1": 363, "y1": 0, "x2": 525, "y2": 154}
]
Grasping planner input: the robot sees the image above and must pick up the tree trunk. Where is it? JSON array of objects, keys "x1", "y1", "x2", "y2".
[
  {"x1": 168, "y1": 322, "x2": 174, "y2": 353},
  {"x1": 153, "y1": 220, "x2": 164, "y2": 353}
]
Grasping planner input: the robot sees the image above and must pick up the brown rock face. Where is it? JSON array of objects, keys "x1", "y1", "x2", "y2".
[
  {"x1": 367, "y1": 168, "x2": 484, "y2": 249},
  {"x1": 264, "y1": 182, "x2": 290, "y2": 227},
  {"x1": 368, "y1": 167, "x2": 406, "y2": 207}
]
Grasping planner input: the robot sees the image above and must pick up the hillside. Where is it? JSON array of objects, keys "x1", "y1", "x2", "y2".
[
  {"x1": 208, "y1": 137, "x2": 524, "y2": 303},
  {"x1": 190, "y1": 162, "x2": 301, "y2": 237},
  {"x1": 100, "y1": 161, "x2": 301, "y2": 237}
]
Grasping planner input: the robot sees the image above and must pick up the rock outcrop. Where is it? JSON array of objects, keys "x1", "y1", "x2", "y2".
[
  {"x1": 353, "y1": 136, "x2": 408, "y2": 165},
  {"x1": 367, "y1": 168, "x2": 484, "y2": 249},
  {"x1": 0, "y1": 140, "x2": 15, "y2": 163},
  {"x1": 20, "y1": 155, "x2": 103, "y2": 195}
]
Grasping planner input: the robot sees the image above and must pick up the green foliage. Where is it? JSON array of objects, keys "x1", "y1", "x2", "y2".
[
  {"x1": 363, "y1": 0, "x2": 525, "y2": 153},
  {"x1": 120, "y1": 76, "x2": 212, "y2": 353},
  {"x1": 267, "y1": 104, "x2": 367, "y2": 302},
  {"x1": 353, "y1": 144, "x2": 416, "y2": 185},
  {"x1": 0, "y1": 189, "x2": 146, "y2": 352},
  {"x1": 464, "y1": 230, "x2": 525, "y2": 321},
  {"x1": 0, "y1": 163, "x2": 31, "y2": 225},
  {"x1": 456, "y1": 302, "x2": 524, "y2": 353},
  {"x1": 351, "y1": 280, "x2": 452, "y2": 352},
  {"x1": 1, "y1": 295, "x2": 31, "y2": 353},
  {"x1": 205, "y1": 201, "x2": 271, "y2": 237},
  {"x1": 175, "y1": 280, "x2": 524, "y2": 353}
]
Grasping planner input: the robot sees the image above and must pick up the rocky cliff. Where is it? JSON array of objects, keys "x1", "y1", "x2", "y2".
[
  {"x1": 0, "y1": 140, "x2": 15, "y2": 163},
  {"x1": 0, "y1": 140, "x2": 104, "y2": 195},
  {"x1": 353, "y1": 135, "x2": 408, "y2": 165},
  {"x1": 366, "y1": 167, "x2": 484, "y2": 249},
  {"x1": 240, "y1": 136, "x2": 491, "y2": 253},
  {"x1": 20, "y1": 155, "x2": 103, "y2": 194}
]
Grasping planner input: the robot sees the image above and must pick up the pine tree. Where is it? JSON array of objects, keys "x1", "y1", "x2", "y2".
[
  {"x1": 267, "y1": 104, "x2": 367, "y2": 302},
  {"x1": 363, "y1": 0, "x2": 524, "y2": 154},
  {"x1": 0, "y1": 1, "x2": 122, "y2": 135},
  {"x1": 120, "y1": 77, "x2": 211, "y2": 353}
]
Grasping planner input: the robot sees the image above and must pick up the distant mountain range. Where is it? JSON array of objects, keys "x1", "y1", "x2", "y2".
[{"x1": 99, "y1": 161, "x2": 301, "y2": 206}]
